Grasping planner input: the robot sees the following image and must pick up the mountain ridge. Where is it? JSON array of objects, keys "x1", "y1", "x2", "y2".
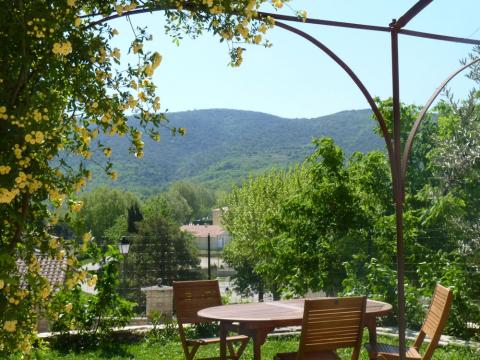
[{"x1": 87, "y1": 108, "x2": 385, "y2": 194}]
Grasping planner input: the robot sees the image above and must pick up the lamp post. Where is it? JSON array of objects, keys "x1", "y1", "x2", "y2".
[
  {"x1": 207, "y1": 233, "x2": 211, "y2": 280},
  {"x1": 119, "y1": 236, "x2": 130, "y2": 297}
]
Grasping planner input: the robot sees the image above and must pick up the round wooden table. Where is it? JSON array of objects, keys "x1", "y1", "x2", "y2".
[{"x1": 198, "y1": 298, "x2": 392, "y2": 360}]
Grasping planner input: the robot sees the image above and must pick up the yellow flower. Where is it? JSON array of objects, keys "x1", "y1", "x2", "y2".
[
  {"x1": 82, "y1": 231, "x2": 92, "y2": 242},
  {"x1": 298, "y1": 10, "x2": 307, "y2": 21},
  {"x1": 49, "y1": 188, "x2": 65, "y2": 204},
  {"x1": 16, "y1": 289, "x2": 28, "y2": 299},
  {"x1": 0, "y1": 279, "x2": 4, "y2": 289},
  {"x1": 64, "y1": 303, "x2": 73, "y2": 313},
  {"x1": 220, "y1": 30, "x2": 233, "y2": 40},
  {"x1": 132, "y1": 41, "x2": 143, "y2": 54},
  {"x1": 153, "y1": 97, "x2": 161, "y2": 111},
  {"x1": 112, "y1": 48, "x2": 121, "y2": 60},
  {"x1": 4, "y1": 320, "x2": 17, "y2": 333},
  {"x1": 246, "y1": 0, "x2": 256, "y2": 10},
  {"x1": 70, "y1": 200, "x2": 84, "y2": 212},
  {"x1": 253, "y1": 34, "x2": 262, "y2": 44},
  {"x1": 65, "y1": 278, "x2": 75, "y2": 289},
  {"x1": 0, "y1": 165, "x2": 11, "y2": 174},
  {"x1": 32, "y1": 110, "x2": 42, "y2": 121},
  {"x1": 35, "y1": 131, "x2": 44, "y2": 143},
  {"x1": 75, "y1": 177, "x2": 86, "y2": 191},
  {"x1": 20, "y1": 341, "x2": 31, "y2": 353},
  {"x1": 48, "y1": 238, "x2": 59, "y2": 249},
  {"x1": 110, "y1": 171, "x2": 118, "y2": 181},
  {"x1": 74, "y1": 17, "x2": 81, "y2": 27},
  {"x1": 236, "y1": 24, "x2": 249, "y2": 39},
  {"x1": 273, "y1": 0, "x2": 283, "y2": 8},
  {"x1": 82, "y1": 151, "x2": 92, "y2": 159},
  {"x1": 127, "y1": 96, "x2": 138, "y2": 108},
  {"x1": 126, "y1": 1, "x2": 138, "y2": 11},
  {"x1": 56, "y1": 250, "x2": 66, "y2": 260},
  {"x1": 39, "y1": 286, "x2": 50, "y2": 299},
  {"x1": 116, "y1": 5, "x2": 124, "y2": 16},
  {"x1": 0, "y1": 188, "x2": 19, "y2": 203},
  {"x1": 133, "y1": 131, "x2": 142, "y2": 140},
  {"x1": 144, "y1": 64, "x2": 154, "y2": 77},
  {"x1": 135, "y1": 151, "x2": 144, "y2": 158},
  {"x1": 138, "y1": 92, "x2": 147, "y2": 102},
  {"x1": 52, "y1": 41, "x2": 72, "y2": 56},
  {"x1": 103, "y1": 147, "x2": 112, "y2": 157},
  {"x1": 87, "y1": 274, "x2": 97, "y2": 287},
  {"x1": 78, "y1": 271, "x2": 87, "y2": 281},
  {"x1": 67, "y1": 257, "x2": 75, "y2": 266},
  {"x1": 67, "y1": 0, "x2": 76, "y2": 7},
  {"x1": 151, "y1": 52, "x2": 162, "y2": 69}
]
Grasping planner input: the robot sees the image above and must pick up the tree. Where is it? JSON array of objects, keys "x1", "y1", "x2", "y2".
[
  {"x1": 163, "y1": 181, "x2": 218, "y2": 224},
  {"x1": 224, "y1": 138, "x2": 369, "y2": 297},
  {"x1": 264, "y1": 138, "x2": 367, "y2": 295},
  {"x1": 127, "y1": 203, "x2": 143, "y2": 233},
  {"x1": 222, "y1": 169, "x2": 298, "y2": 300},
  {"x1": 0, "y1": 0, "x2": 281, "y2": 354},
  {"x1": 70, "y1": 187, "x2": 138, "y2": 241},
  {"x1": 128, "y1": 196, "x2": 201, "y2": 308}
]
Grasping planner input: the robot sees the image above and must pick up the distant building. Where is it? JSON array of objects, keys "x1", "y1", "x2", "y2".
[
  {"x1": 180, "y1": 208, "x2": 230, "y2": 251},
  {"x1": 17, "y1": 253, "x2": 67, "y2": 290},
  {"x1": 17, "y1": 253, "x2": 67, "y2": 333}
]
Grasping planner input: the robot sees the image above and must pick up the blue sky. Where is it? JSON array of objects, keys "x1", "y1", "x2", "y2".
[{"x1": 109, "y1": 1, "x2": 480, "y2": 118}]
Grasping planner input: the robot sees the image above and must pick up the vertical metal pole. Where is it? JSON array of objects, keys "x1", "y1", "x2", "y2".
[
  {"x1": 123, "y1": 255, "x2": 127, "y2": 298},
  {"x1": 391, "y1": 26, "x2": 406, "y2": 360},
  {"x1": 207, "y1": 233, "x2": 211, "y2": 280}
]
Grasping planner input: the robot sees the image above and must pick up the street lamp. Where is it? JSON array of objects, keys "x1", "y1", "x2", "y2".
[
  {"x1": 119, "y1": 236, "x2": 130, "y2": 255},
  {"x1": 119, "y1": 236, "x2": 130, "y2": 297}
]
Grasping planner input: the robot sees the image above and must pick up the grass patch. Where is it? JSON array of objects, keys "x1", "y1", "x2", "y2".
[{"x1": 17, "y1": 332, "x2": 480, "y2": 359}]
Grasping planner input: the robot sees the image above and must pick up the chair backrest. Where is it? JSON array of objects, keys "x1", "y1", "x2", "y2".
[
  {"x1": 414, "y1": 284, "x2": 453, "y2": 360},
  {"x1": 296, "y1": 296, "x2": 366, "y2": 360},
  {"x1": 173, "y1": 280, "x2": 222, "y2": 324}
]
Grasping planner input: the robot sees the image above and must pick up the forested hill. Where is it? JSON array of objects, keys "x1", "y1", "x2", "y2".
[{"x1": 90, "y1": 108, "x2": 385, "y2": 193}]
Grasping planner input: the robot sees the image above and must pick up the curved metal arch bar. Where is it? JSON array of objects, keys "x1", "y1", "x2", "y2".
[
  {"x1": 401, "y1": 57, "x2": 480, "y2": 181},
  {"x1": 257, "y1": 11, "x2": 390, "y2": 33},
  {"x1": 86, "y1": 6, "x2": 172, "y2": 28},
  {"x1": 273, "y1": 20, "x2": 394, "y2": 162},
  {"x1": 258, "y1": 12, "x2": 480, "y2": 46}
]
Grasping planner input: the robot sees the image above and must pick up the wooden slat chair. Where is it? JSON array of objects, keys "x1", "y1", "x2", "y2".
[
  {"x1": 365, "y1": 284, "x2": 453, "y2": 360},
  {"x1": 173, "y1": 280, "x2": 249, "y2": 360},
  {"x1": 274, "y1": 296, "x2": 367, "y2": 360}
]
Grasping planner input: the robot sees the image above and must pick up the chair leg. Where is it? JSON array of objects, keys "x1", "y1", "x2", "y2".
[
  {"x1": 236, "y1": 338, "x2": 249, "y2": 358},
  {"x1": 227, "y1": 342, "x2": 236, "y2": 359},
  {"x1": 227, "y1": 338, "x2": 250, "y2": 360},
  {"x1": 186, "y1": 343, "x2": 200, "y2": 360}
]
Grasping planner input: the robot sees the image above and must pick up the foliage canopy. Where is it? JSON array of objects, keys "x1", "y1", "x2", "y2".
[{"x1": 0, "y1": 0, "x2": 286, "y2": 354}]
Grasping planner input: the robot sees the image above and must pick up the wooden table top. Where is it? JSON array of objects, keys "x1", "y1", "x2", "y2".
[{"x1": 198, "y1": 298, "x2": 392, "y2": 324}]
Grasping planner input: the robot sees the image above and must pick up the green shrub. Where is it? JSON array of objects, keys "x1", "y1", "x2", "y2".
[
  {"x1": 146, "y1": 311, "x2": 178, "y2": 344},
  {"x1": 48, "y1": 245, "x2": 136, "y2": 345},
  {"x1": 342, "y1": 253, "x2": 480, "y2": 340}
]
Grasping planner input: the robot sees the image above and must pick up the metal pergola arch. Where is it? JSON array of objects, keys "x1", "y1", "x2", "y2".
[
  {"x1": 257, "y1": 2, "x2": 480, "y2": 359},
  {"x1": 89, "y1": 1, "x2": 480, "y2": 359}
]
